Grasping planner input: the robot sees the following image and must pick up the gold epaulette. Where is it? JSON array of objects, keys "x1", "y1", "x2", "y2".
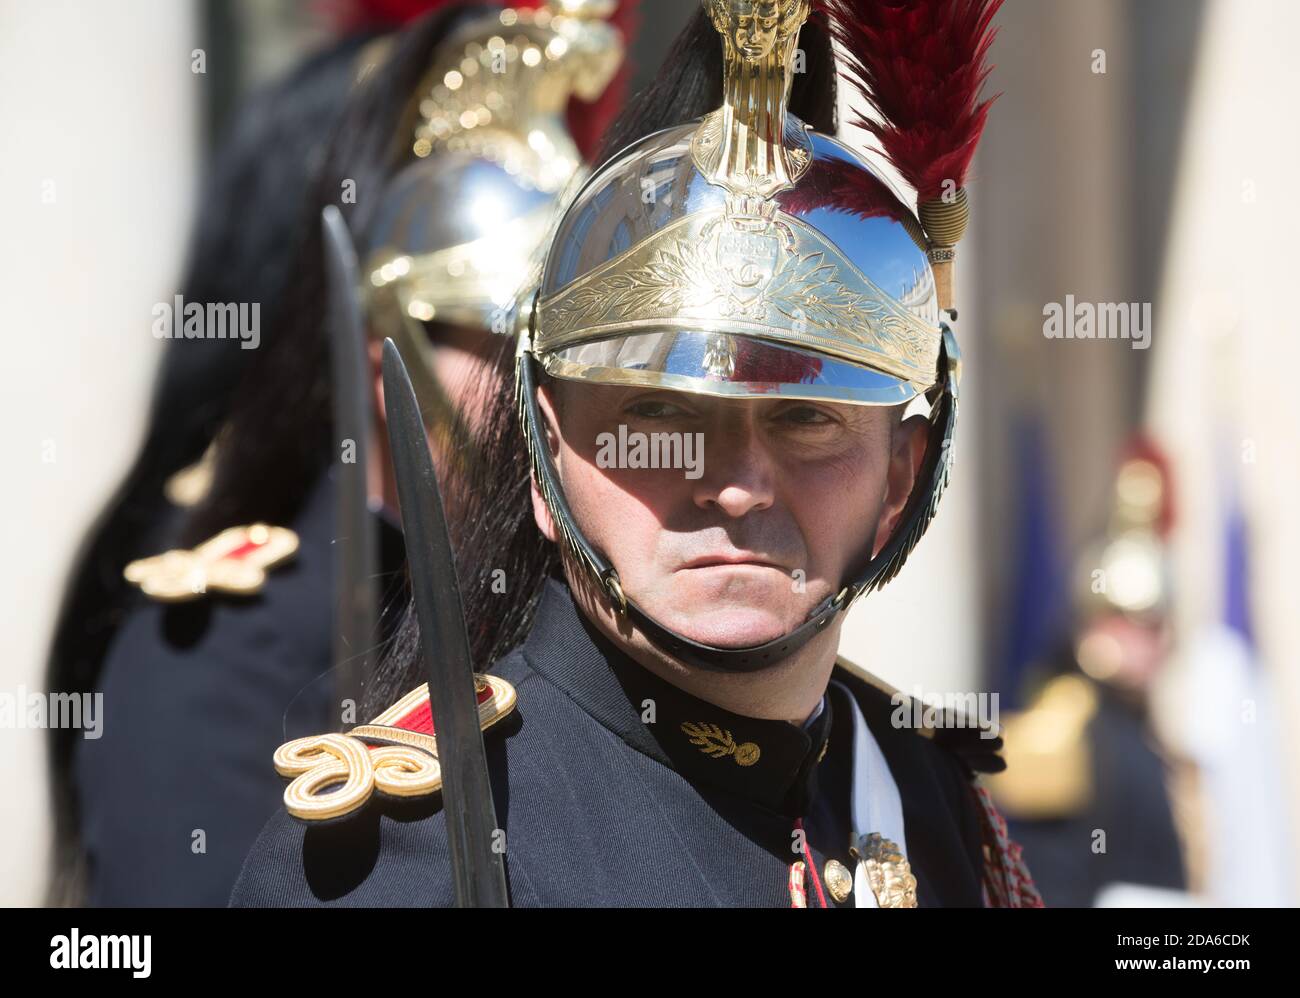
[
  {"x1": 983, "y1": 673, "x2": 1097, "y2": 819},
  {"x1": 833, "y1": 655, "x2": 1006, "y2": 775},
  {"x1": 123, "y1": 523, "x2": 298, "y2": 602},
  {"x1": 273, "y1": 676, "x2": 517, "y2": 822}
]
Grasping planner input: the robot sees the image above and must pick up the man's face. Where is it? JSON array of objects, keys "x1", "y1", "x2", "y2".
[
  {"x1": 424, "y1": 321, "x2": 506, "y2": 439},
  {"x1": 1076, "y1": 612, "x2": 1172, "y2": 695},
  {"x1": 532, "y1": 381, "x2": 927, "y2": 652}
]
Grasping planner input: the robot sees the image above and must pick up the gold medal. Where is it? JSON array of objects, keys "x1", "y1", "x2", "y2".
[{"x1": 853, "y1": 833, "x2": 918, "y2": 908}]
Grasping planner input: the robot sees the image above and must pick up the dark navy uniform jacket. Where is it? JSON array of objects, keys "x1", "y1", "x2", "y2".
[
  {"x1": 75, "y1": 473, "x2": 405, "y2": 906},
  {"x1": 231, "y1": 575, "x2": 992, "y2": 907}
]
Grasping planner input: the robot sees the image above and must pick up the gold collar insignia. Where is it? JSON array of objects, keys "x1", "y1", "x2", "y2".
[{"x1": 680, "y1": 720, "x2": 762, "y2": 767}]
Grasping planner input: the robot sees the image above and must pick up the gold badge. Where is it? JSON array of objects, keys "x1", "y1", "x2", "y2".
[
  {"x1": 680, "y1": 721, "x2": 761, "y2": 767},
  {"x1": 123, "y1": 523, "x2": 298, "y2": 602},
  {"x1": 853, "y1": 833, "x2": 918, "y2": 908}
]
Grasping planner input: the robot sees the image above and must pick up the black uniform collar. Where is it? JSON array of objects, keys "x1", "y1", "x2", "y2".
[{"x1": 522, "y1": 574, "x2": 832, "y2": 817}]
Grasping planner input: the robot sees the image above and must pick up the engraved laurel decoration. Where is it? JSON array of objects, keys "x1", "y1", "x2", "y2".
[
  {"x1": 540, "y1": 212, "x2": 938, "y2": 383},
  {"x1": 763, "y1": 250, "x2": 931, "y2": 369},
  {"x1": 858, "y1": 833, "x2": 919, "y2": 908},
  {"x1": 680, "y1": 722, "x2": 761, "y2": 766},
  {"x1": 547, "y1": 238, "x2": 717, "y2": 326},
  {"x1": 274, "y1": 732, "x2": 442, "y2": 822}
]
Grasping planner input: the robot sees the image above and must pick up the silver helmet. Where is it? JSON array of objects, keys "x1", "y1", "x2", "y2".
[
  {"x1": 362, "y1": 0, "x2": 626, "y2": 417},
  {"x1": 517, "y1": 0, "x2": 997, "y2": 671}
]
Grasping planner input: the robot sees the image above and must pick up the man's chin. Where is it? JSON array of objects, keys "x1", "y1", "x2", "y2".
[{"x1": 647, "y1": 604, "x2": 797, "y2": 650}]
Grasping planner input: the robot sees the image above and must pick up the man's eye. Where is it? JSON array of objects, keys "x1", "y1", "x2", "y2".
[
  {"x1": 627, "y1": 399, "x2": 684, "y2": 419},
  {"x1": 778, "y1": 405, "x2": 832, "y2": 425}
]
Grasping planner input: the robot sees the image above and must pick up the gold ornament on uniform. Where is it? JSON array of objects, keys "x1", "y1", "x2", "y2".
[
  {"x1": 274, "y1": 676, "x2": 517, "y2": 822},
  {"x1": 123, "y1": 523, "x2": 298, "y2": 602},
  {"x1": 275, "y1": 733, "x2": 442, "y2": 822},
  {"x1": 823, "y1": 858, "x2": 854, "y2": 903},
  {"x1": 985, "y1": 673, "x2": 1097, "y2": 819},
  {"x1": 680, "y1": 721, "x2": 761, "y2": 767},
  {"x1": 853, "y1": 832, "x2": 918, "y2": 908}
]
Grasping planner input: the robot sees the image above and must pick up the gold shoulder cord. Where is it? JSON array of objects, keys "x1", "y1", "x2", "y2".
[{"x1": 272, "y1": 676, "x2": 517, "y2": 821}]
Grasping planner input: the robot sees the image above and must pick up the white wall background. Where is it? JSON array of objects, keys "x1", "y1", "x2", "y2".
[{"x1": 0, "y1": 0, "x2": 198, "y2": 905}]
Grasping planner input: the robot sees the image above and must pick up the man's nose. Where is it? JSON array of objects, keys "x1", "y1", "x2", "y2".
[{"x1": 692, "y1": 416, "x2": 776, "y2": 518}]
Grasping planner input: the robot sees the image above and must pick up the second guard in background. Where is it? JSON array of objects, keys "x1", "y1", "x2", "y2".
[
  {"x1": 63, "y1": 0, "x2": 630, "y2": 907},
  {"x1": 988, "y1": 438, "x2": 1197, "y2": 906}
]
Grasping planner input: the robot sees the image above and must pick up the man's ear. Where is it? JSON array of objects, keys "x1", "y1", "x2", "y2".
[
  {"x1": 872, "y1": 413, "x2": 930, "y2": 557},
  {"x1": 529, "y1": 381, "x2": 562, "y2": 543}
]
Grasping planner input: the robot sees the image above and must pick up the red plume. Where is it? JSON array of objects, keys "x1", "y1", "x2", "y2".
[
  {"x1": 566, "y1": 0, "x2": 642, "y2": 162},
  {"x1": 817, "y1": 0, "x2": 1003, "y2": 202}
]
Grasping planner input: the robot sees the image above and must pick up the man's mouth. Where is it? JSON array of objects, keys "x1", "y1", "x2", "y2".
[{"x1": 677, "y1": 553, "x2": 787, "y2": 572}]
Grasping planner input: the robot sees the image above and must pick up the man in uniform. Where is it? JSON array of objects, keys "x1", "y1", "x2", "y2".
[
  {"x1": 233, "y1": 0, "x2": 1040, "y2": 908},
  {"x1": 45, "y1": 8, "x2": 393, "y2": 907},
  {"x1": 988, "y1": 438, "x2": 1192, "y2": 905}
]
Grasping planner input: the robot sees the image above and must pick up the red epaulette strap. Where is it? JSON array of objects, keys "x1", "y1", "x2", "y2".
[{"x1": 972, "y1": 783, "x2": 1044, "y2": 908}]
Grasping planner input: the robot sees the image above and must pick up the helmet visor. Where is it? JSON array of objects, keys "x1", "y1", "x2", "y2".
[{"x1": 538, "y1": 329, "x2": 922, "y2": 406}]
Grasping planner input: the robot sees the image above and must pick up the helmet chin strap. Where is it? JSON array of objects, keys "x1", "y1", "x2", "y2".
[{"x1": 516, "y1": 328, "x2": 959, "y2": 674}]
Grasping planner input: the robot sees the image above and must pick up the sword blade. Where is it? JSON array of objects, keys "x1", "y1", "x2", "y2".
[
  {"x1": 380, "y1": 337, "x2": 509, "y2": 908},
  {"x1": 322, "y1": 206, "x2": 378, "y2": 717}
]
